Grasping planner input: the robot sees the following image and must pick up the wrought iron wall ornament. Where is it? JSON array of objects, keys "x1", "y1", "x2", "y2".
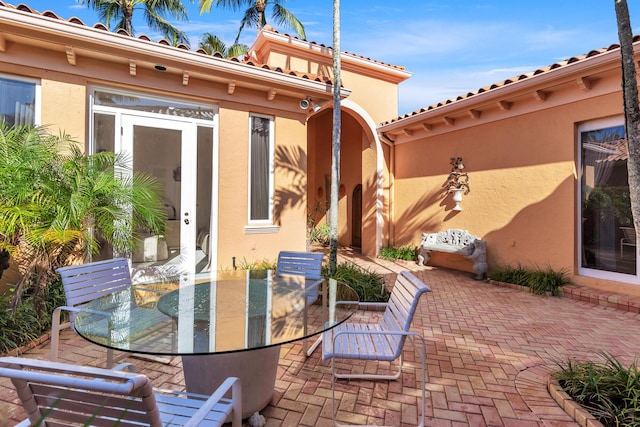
[{"x1": 444, "y1": 157, "x2": 470, "y2": 194}]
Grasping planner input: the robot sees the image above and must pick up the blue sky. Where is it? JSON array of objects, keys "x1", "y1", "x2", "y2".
[{"x1": 15, "y1": 0, "x2": 640, "y2": 115}]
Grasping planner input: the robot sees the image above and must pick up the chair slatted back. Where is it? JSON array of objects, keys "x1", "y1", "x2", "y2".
[
  {"x1": 0, "y1": 357, "x2": 161, "y2": 427},
  {"x1": 381, "y1": 271, "x2": 431, "y2": 355},
  {"x1": 57, "y1": 258, "x2": 133, "y2": 309},
  {"x1": 276, "y1": 251, "x2": 323, "y2": 279}
]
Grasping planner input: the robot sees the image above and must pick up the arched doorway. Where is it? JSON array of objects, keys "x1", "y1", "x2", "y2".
[{"x1": 352, "y1": 184, "x2": 362, "y2": 248}]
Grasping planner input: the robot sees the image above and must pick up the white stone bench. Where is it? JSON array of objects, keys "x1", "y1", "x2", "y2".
[{"x1": 418, "y1": 229, "x2": 487, "y2": 280}]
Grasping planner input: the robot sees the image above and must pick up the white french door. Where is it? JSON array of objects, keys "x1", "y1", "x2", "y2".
[{"x1": 120, "y1": 115, "x2": 199, "y2": 274}]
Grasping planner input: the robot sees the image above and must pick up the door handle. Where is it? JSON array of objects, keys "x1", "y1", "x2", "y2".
[{"x1": 184, "y1": 218, "x2": 190, "y2": 225}]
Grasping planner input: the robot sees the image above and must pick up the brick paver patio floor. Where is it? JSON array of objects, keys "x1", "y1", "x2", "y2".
[{"x1": 2, "y1": 252, "x2": 640, "y2": 426}]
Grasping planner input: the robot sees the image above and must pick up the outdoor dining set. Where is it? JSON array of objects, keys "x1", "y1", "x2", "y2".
[{"x1": 0, "y1": 252, "x2": 430, "y2": 426}]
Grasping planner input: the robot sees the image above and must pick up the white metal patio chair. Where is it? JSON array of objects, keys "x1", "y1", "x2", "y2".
[
  {"x1": 52, "y1": 258, "x2": 171, "y2": 368},
  {"x1": 276, "y1": 251, "x2": 324, "y2": 356},
  {"x1": 0, "y1": 356, "x2": 241, "y2": 427},
  {"x1": 322, "y1": 270, "x2": 430, "y2": 426}
]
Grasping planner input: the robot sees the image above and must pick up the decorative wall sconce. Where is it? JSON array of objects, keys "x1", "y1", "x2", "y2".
[{"x1": 445, "y1": 157, "x2": 470, "y2": 211}]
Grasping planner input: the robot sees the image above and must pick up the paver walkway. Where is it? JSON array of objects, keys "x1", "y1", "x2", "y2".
[{"x1": 2, "y1": 253, "x2": 640, "y2": 426}]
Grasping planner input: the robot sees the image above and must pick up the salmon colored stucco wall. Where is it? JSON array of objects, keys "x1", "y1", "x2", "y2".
[
  {"x1": 391, "y1": 91, "x2": 623, "y2": 278},
  {"x1": 255, "y1": 50, "x2": 400, "y2": 124},
  {"x1": 339, "y1": 69, "x2": 399, "y2": 124},
  {"x1": 40, "y1": 80, "x2": 86, "y2": 146},
  {"x1": 215, "y1": 107, "x2": 308, "y2": 268}
]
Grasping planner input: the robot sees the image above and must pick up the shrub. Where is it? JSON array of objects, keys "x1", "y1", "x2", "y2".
[
  {"x1": 379, "y1": 245, "x2": 418, "y2": 261},
  {"x1": 554, "y1": 353, "x2": 640, "y2": 426},
  {"x1": 489, "y1": 264, "x2": 570, "y2": 296},
  {"x1": 0, "y1": 278, "x2": 66, "y2": 354},
  {"x1": 308, "y1": 223, "x2": 331, "y2": 245},
  {"x1": 323, "y1": 261, "x2": 389, "y2": 302}
]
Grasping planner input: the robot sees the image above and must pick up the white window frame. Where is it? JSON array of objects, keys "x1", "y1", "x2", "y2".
[
  {"x1": 246, "y1": 113, "x2": 277, "y2": 233},
  {"x1": 577, "y1": 116, "x2": 638, "y2": 284},
  {"x1": 0, "y1": 73, "x2": 41, "y2": 126}
]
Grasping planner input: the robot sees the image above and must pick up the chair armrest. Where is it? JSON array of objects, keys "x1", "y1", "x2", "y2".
[
  {"x1": 183, "y1": 377, "x2": 240, "y2": 426},
  {"x1": 333, "y1": 329, "x2": 421, "y2": 339},
  {"x1": 53, "y1": 305, "x2": 82, "y2": 316},
  {"x1": 110, "y1": 363, "x2": 137, "y2": 373}
]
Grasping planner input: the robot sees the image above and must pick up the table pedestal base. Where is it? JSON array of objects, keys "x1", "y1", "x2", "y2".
[{"x1": 181, "y1": 345, "x2": 280, "y2": 420}]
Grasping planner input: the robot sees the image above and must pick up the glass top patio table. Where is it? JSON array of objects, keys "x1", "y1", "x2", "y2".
[{"x1": 73, "y1": 269, "x2": 359, "y2": 356}]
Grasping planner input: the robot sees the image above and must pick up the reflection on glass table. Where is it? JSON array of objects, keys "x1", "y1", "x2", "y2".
[{"x1": 73, "y1": 269, "x2": 359, "y2": 419}]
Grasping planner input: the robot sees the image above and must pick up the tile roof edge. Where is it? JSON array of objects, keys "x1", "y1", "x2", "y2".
[
  {"x1": 380, "y1": 37, "x2": 634, "y2": 127},
  {"x1": 0, "y1": 1, "x2": 339, "y2": 87}
]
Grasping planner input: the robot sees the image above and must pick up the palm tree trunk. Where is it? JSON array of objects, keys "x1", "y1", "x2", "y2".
[
  {"x1": 614, "y1": 0, "x2": 640, "y2": 246},
  {"x1": 329, "y1": 0, "x2": 341, "y2": 276},
  {"x1": 256, "y1": 0, "x2": 266, "y2": 32}
]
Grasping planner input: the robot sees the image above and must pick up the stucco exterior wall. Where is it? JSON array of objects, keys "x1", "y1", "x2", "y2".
[
  {"x1": 41, "y1": 79, "x2": 86, "y2": 147},
  {"x1": 391, "y1": 91, "x2": 623, "y2": 278},
  {"x1": 214, "y1": 108, "x2": 308, "y2": 268}
]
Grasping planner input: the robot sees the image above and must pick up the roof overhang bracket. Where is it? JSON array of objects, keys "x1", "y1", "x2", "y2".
[
  {"x1": 182, "y1": 71, "x2": 189, "y2": 86},
  {"x1": 227, "y1": 81, "x2": 236, "y2": 95},
  {"x1": 533, "y1": 90, "x2": 547, "y2": 102},
  {"x1": 129, "y1": 60, "x2": 136, "y2": 76},
  {"x1": 267, "y1": 88, "x2": 276, "y2": 101},
  {"x1": 65, "y1": 46, "x2": 76, "y2": 66},
  {"x1": 498, "y1": 100, "x2": 512, "y2": 111},
  {"x1": 0, "y1": 36, "x2": 5, "y2": 52},
  {"x1": 577, "y1": 77, "x2": 591, "y2": 91}
]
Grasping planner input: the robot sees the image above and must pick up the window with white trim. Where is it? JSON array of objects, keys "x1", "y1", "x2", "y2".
[
  {"x1": 579, "y1": 117, "x2": 636, "y2": 282},
  {"x1": 0, "y1": 76, "x2": 37, "y2": 127},
  {"x1": 248, "y1": 115, "x2": 274, "y2": 224}
]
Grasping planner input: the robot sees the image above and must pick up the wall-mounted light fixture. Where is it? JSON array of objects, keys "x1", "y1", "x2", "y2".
[{"x1": 444, "y1": 157, "x2": 470, "y2": 211}]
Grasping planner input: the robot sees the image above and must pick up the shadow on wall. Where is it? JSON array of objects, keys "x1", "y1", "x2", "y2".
[
  {"x1": 481, "y1": 175, "x2": 575, "y2": 270},
  {"x1": 393, "y1": 187, "x2": 444, "y2": 246},
  {"x1": 274, "y1": 145, "x2": 307, "y2": 224}
]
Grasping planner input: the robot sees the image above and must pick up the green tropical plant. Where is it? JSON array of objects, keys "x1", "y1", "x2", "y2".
[
  {"x1": 379, "y1": 245, "x2": 418, "y2": 261},
  {"x1": 78, "y1": 0, "x2": 190, "y2": 45},
  {"x1": 555, "y1": 352, "x2": 640, "y2": 426},
  {"x1": 489, "y1": 264, "x2": 570, "y2": 296},
  {"x1": 0, "y1": 278, "x2": 65, "y2": 354},
  {"x1": 198, "y1": 0, "x2": 306, "y2": 44},
  {"x1": 198, "y1": 32, "x2": 248, "y2": 58},
  {"x1": 308, "y1": 223, "x2": 331, "y2": 245},
  {"x1": 0, "y1": 124, "x2": 165, "y2": 312},
  {"x1": 322, "y1": 261, "x2": 388, "y2": 302}
]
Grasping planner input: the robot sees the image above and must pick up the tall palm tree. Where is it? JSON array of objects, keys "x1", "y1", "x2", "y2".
[
  {"x1": 614, "y1": 0, "x2": 640, "y2": 245},
  {"x1": 199, "y1": 32, "x2": 248, "y2": 58},
  {"x1": 78, "y1": 0, "x2": 190, "y2": 45},
  {"x1": 199, "y1": 0, "x2": 306, "y2": 44},
  {"x1": 0, "y1": 124, "x2": 165, "y2": 311}
]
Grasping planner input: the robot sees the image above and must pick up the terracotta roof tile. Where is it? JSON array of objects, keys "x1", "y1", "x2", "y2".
[
  {"x1": 382, "y1": 36, "x2": 640, "y2": 125},
  {"x1": 261, "y1": 25, "x2": 406, "y2": 71},
  {"x1": 0, "y1": 1, "x2": 336, "y2": 86}
]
